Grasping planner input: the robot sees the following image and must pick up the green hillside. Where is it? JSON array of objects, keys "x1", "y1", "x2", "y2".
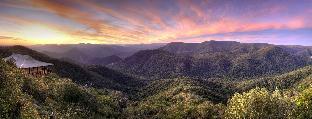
[
  {"x1": 235, "y1": 65, "x2": 312, "y2": 92},
  {"x1": 126, "y1": 78, "x2": 228, "y2": 118},
  {"x1": 109, "y1": 41, "x2": 311, "y2": 79},
  {"x1": 123, "y1": 65, "x2": 312, "y2": 118},
  {"x1": 0, "y1": 59, "x2": 125, "y2": 118},
  {"x1": 0, "y1": 46, "x2": 142, "y2": 94}
]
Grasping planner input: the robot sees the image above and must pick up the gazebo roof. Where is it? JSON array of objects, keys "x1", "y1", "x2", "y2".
[{"x1": 4, "y1": 53, "x2": 53, "y2": 68}]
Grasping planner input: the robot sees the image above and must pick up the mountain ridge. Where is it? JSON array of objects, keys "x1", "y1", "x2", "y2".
[{"x1": 109, "y1": 41, "x2": 311, "y2": 79}]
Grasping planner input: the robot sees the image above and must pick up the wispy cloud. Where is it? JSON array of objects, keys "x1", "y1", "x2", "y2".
[{"x1": 0, "y1": 36, "x2": 20, "y2": 40}]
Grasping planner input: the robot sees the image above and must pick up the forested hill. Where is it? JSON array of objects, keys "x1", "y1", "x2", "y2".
[
  {"x1": 0, "y1": 58, "x2": 126, "y2": 118},
  {"x1": 160, "y1": 41, "x2": 312, "y2": 56},
  {"x1": 124, "y1": 65, "x2": 312, "y2": 118},
  {"x1": 234, "y1": 65, "x2": 312, "y2": 92},
  {"x1": 0, "y1": 46, "x2": 143, "y2": 94},
  {"x1": 109, "y1": 41, "x2": 312, "y2": 79}
]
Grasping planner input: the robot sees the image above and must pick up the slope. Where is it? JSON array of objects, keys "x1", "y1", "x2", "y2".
[
  {"x1": 235, "y1": 65, "x2": 312, "y2": 92},
  {"x1": 0, "y1": 59, "x2": 125, "y2": 118},
  {"x1": 108, "y1": 49, "x2": 192, "y2": 79},
  {"x1": 0, "y1": 46, "x2": 143, "y2": 94},
  {"x1": 110, "y1": 41, "x2": 311, "y2": 79},
  {"x1": 88, "y1": 55, "x2": 122, "y2": 66},
  {"x1": 126, "y1": 77, "x2": 230, "y2": 118}
]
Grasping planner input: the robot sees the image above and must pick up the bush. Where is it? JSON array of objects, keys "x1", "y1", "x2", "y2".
[
  {"x1": 225, "y1": 88, "x2": 294, "y2": 119},
  {"x1": 295, "y1": 87, "x2": 312, "y2": 118}
]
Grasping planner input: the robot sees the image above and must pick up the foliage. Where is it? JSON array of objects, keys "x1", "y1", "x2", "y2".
[
  {"x1": 0, "y1": 59, "x2": 125, "y2": 118},
  {"x1": 235, "y1": 65, "x2": 312, "y2": 92},
  {"x1": 126, "y1": 78, "x2": 228, "y2": 118},
  {"x1": 294, "y1": 86, "x2": 312, "y2": 118},
  {"x1": 0, "y1": 46, "x2": 143, "y2": 94},
  {"x1": 109, "y1": 41, "x2": 311, "y2": 80},
  {"x1": 87, "y1": 65, "x2": 146, "y2": 99},
  {"x1": 225, "y1": 88, "x2": 294, "y2": 119},
  {"x1": 0, "y1": 59, "x2": 40, "y2": 118}
]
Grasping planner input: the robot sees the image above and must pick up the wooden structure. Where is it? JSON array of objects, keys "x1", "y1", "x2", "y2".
[
  {"x1": 4, "y1": 53, "x2": 53, "y2": 77},
  {"x1": 20, "y1": 66, "x2": 52, "y2": 76}
]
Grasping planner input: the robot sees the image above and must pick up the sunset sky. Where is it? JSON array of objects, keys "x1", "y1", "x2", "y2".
[{"x1": 0, "y1": 0, "x2": 311, "y2": 45}]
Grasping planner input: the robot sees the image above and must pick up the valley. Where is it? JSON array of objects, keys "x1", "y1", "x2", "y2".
[{"x1": 0, "y1": 41, "x2": 311, "y2": 118}]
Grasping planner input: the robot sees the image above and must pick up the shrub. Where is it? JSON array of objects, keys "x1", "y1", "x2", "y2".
[
  {"x1": 225, "y1": 88, "x2": 294, "y2": 119},
  {"x1": 295, "y1": 87, "x2": 312, "y2": 118}
]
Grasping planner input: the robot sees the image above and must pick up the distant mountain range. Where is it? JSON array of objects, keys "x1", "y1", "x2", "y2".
[
  {"x1": 28, "y1": 41, "x2": 312, "y2": 80},
  {"x1": 108, "y1": 41, "x2": 312, "y2": 79},
  {"x1": 29, "y1": 43, "x2": 165, "y2": 65}
]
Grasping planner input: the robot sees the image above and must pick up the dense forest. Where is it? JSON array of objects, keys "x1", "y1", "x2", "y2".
[
  {"x1": 0, "y1": 41, "x2": 312, "y2": 118},
  {"x1": 109, "y1": 41, "x2": 311, "y2": 79}
]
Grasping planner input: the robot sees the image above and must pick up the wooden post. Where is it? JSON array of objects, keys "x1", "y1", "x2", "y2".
[{"x1": 43, "y1": 67, "x2": 45, "y2": 74}]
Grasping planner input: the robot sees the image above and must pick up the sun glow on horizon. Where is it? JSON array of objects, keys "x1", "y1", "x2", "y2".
[{"x1": 18, "y1": 24, "x2": 72, "y2": 44}]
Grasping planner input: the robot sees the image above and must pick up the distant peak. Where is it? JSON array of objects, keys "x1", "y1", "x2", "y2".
[
  {"x1": 201, "y1": 40, "x2": 240, "y2": 44},
  {"x1": 79, "y1": 43, "x2": 92, "y2": 45},
  {"x1": 168, "y1": 42, "x2": 185, "y2": 44}
]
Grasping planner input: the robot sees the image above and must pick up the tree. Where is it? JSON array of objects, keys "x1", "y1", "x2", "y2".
[
  {"x1": 225, "y1": 88, "x2": 294, "y2": 119},
  {"x1": 295, "y1": 87, "x2": 312, "y2": 118}
]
